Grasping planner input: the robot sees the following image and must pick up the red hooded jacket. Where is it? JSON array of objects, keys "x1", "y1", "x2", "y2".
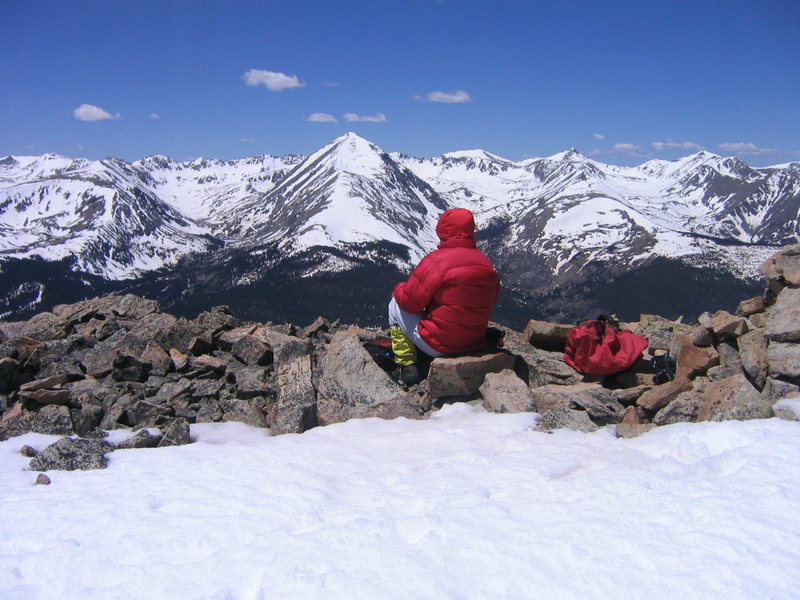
[{"x1": 393, "y1": 208, "x2": 500, "y2": 355}]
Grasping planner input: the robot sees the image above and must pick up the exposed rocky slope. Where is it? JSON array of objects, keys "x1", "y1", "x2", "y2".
[{"x1": 1, "y1": 245, "x2": 798, "y2": 472}]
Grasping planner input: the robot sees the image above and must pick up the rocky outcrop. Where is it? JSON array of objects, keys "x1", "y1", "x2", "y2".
[{"x1": 1, "y1": 244, "x2": 799, "y2": 470}]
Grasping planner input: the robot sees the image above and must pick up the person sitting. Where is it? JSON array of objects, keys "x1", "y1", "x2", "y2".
[{"x1": 388, "y1": 208, "x2": 501, "y2": 385}]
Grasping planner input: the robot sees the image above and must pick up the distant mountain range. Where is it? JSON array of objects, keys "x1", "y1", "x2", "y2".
[{"x1": 1, "y1": 133, "x2": 798, "y2": 328}]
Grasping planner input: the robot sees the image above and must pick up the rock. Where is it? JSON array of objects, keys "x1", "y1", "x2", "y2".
[
  {"x1": 523, "y1": 319, "x2": 572, "y2": 351},
  {"x1": 35, "y1": 473, "x2": 51, "y2": 485},
  {"x1": 116, "y1": 429, "x2": 163, "y2": 449},
  {"x1": 190, "y1": 354, "x2": 227, "y2": 374},
  {"x1": 480, "y1": 369, "x2": 535, "y2": 413},
  {"x1": 141, "y1": 341, "x2": 172, "y2": 377},
  {"x1": 195, "y1": 398, "x2": 224, "y2": 423},
  {"x1": 317, "y1": 332, "x2": 425, "y2": 426},
  {"x1": 760, "y1": 378, "x2": 800, "y2": 405},
  {"x1": 528, "y1": 383, "x2": 624, "y2": 425},
  {"x1": 773, "y1": 393, "x2": 800, "y2": 421},
  {"x1": 271, "y1": 354, "x2": 317, "y2": 435},
  {"x1": 497, "y1": 329, "x2": 582, "y2": 387},
  {"x1": 112, "y1": 352, "x2": 152, "y2": 383},
  {"x1": 157, "y1": 418, "x2": 192, "y2": 447},
  {"x1": 766, "y1": 342, "x2": 800, "y2": 379},
  {"x1": 695, "y1": 373, "x2": 774, "y2": 422},
  {"x1": 0, "y1": 404, "x2": 74, "y2": 440},
  {"x1": 219, "y1": 397, "x2": 269, "y2": 428},
  {"x1": 707, "y1": 311, "x2": 750, "y2": 338},
  {"x1": 636, "y1": 377, "x2": 693, "y2": 412},
  {"x1": 760, "y1": 244, "x2": 800, "y2": 286},
  {"x1": 690, "y1": 325, "x2": 715, "y2": 347},
  {"x1": 70, "y1": 404, "x2": 104, "y2": 436},
  {"x1": 764, "y1": 287, "x2": 800, "y2": 342},
  {"x1": 652, "y1": 384, "x2": 705, "y2": 425},
  {"x1": 187, "y1": 335, "x2": 213, "y2": 356},
  {"x1": 19, "y1": 374, "x2": 70, "y2": 392},
  {"x1": 738, "y1": 329, "x2": 768, "y2": 389},
  {"x1": 170, "y1": 348, "x2": 190, "y2": 371},
  {"x1": 126, "y1": 400, "x2": 172, "y2": 428},
  {"x1": 18, "y1": 389, "x2": 72, "y2": 406},
  {"x1": 298, "y1": 316, "x2": 330, "y2": 339},
  {"x1": 536, "y1": 408, "x2": 598, "y2": 433},
  {"x1": 20, "y1": 444, "x2": 38, "y2": 457},
  {"x1": 52, "y1": 294, "x2": 159, "y2": 323},
  {"x1": 621, "y1": 405, "x2": 648, "y2": 425},
  {"x1": 152, "y1": 380, "x2": 192, "y2": 405},
  {"x1": 615, "y1": 423, "x2": 656, "y2": 438},
  {"x1": 0, "y1": 357, "x2": 21, "y2": 394},
  {"x1": 29, "y1": 437, "x2": 112, "y2": 471},
  {"x1": 428, "y1": 352, "x2": 517, "y2": 402},
  {"x1": 610, "y1": 385, "x2": 653, "y2": 407},
  {"x1": 231, "y1": 335, "x2": 273, "y2": 367},
  {"x1": 737, "y1": 296, "x2": 766, "y2": 317},
  {"x1": 230, "y1": 366, "x2": 272, "y2": 399},
  {"x1": 670, "y1": 334, "x2": 719, "y2": 380},
  {"x1": 217, "y1": 326, "x2": 259, "y2": 351},
  {"x1": 193, "y1": 306, "x2": 239, "y2": 336}
]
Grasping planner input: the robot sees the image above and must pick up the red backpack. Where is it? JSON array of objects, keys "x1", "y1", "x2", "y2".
[{"x1": 563, "y1": 315, "x2": 648, "y2": 376}]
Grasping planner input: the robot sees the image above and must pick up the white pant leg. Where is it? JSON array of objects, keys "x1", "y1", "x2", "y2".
[{"x1": 387, "y1": 297, "x2": 444, "y2": 358}]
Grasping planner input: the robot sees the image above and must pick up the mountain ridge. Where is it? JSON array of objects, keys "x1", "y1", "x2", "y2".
[{"x1": 1, "y1": 133, "x2": 797, "y2": 325}]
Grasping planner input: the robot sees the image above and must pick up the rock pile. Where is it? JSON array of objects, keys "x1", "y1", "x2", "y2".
[{"x1": 1, "y1": 245, "x2": 798, "y2": 471}]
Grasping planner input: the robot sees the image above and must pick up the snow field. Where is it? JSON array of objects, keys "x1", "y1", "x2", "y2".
[{"x1": 2, "y1": 403, "x2": 800, "y2": 600}]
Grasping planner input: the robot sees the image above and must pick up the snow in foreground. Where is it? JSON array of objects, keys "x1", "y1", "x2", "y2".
[{"x1": 2, "y1": 404, "x2": 799, "y2": 600}]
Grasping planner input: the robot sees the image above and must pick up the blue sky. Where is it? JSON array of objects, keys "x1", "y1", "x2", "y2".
[{"x1": 2, "y1": 0, "x2": 798, "y2": 166}]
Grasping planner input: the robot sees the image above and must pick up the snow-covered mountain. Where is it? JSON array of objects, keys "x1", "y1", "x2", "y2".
[{"x1": 0, "y1": 133, "x2": 797, "y2": 324}]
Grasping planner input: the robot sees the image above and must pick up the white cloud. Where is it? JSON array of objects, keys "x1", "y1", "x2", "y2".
[
  {"x1": 148, "y1": 113, "x2": 161, "y2": 120},
  {"x1": 307, "y1": 112, "x2": 338, "y2": 123},
  {"x1": 718, "y1": 142, "x2": 777, "y2": 156},
  {"x1": 652, "y1": 140, "x2": 705, "y2": 152},
  {"x1": 73, "y1": 104, "x2": 120, "y2": 121},
  {"x1": 593, "y1": 133, "x2": 606, "y2": 140},
  {"x1": 414, "y1": 90, "x2": 472, "y2": 103},
  {"x1": 343, "y1": 112, "x2": 387, "y2": 122},
  {"x1": 240, "y1": 137, "x2": 256, "y2": 143},
  {"x1": 613, "y1": 143, "x2": 641, "y2": 153},
  {"x1": 242, "y1": 69, "x2": 304, "y2": 92}
]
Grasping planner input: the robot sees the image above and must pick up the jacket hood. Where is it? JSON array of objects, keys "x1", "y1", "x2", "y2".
[{"x1": 436, "y1": 208, "x2": 475, "y2": 245}]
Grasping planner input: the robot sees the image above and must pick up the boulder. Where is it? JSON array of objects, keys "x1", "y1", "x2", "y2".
[
  {"x1": 112, "y1": 352, "x2": 152, "y2": 383},
  {"x1": 316, "y1": 332, "x2": 425, "y2": 426},
  {"x1": 0, "y1": 404, "x2": 74, "y2": 440},
  {"x1": 615, "y1": 423, "x2": 656, "y2": 438},
  {"x1": 707, "y1": 311, "x2": 750, "y2": 338},
  {"x1": 636, "y1": 377, "x2": 693, "y2": 412},
  {"x1": 116, "y1": 429, "x2": 163, "y2": 449},
  {"x1": 760, "y1": 378, "x2": 800, "y2": 405},
  {"x1": 219, "y1": 397, "x2": 270, "y2": 428},
  {"x1": 737, "y1": 329, "x2": 768, "y2": 389},
  {"x1": 760, "y1": 244, "x2": 800, "y2": 286},
  {"x1": 524, "y1": 319, "x2": 572, "y2": 351},
  {"x1": 737, "y1": 296, "x2": 766, "y2": 317},
  {"x1": 157, "y1": 418, "x2": 193, "y2": 447},
  {"x1": 480, "y1": 369, "x2": 535, "y2": 413},
  {"x1": 764, "y1": 287, "x2": 800, "y2": 342},
  {"x1": 29, "y1": 437, "x2": 112, "y2": 471},
  {"x1": 427, "y1": 352, "x2": 517, "y2": 402},
  {"x1": 271, "y1": 354, "x2": 317, "y2": 435},
  {"x1": 766, "y1": 342, "x2": 800, "y2": 379},
  {"x1": 536, "y1": 407, "x2": 598, "y2": 433},
  {"x1": 231, "y1": 335, "x2": 273, "y2": 367},
  {"x1": 670, "y1": 334, "x2": 719, "y2": 379},
  {"x1": 529, "y1": 383, "x2": 623, "y2": 425},
  {"x1": 695, "y1": 373, "x2": 774, "y2": 422}
]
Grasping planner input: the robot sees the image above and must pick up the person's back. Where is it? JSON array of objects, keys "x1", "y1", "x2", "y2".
[{"x1": 392, "y1": 208, "x2": 500, "y2": 357}]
